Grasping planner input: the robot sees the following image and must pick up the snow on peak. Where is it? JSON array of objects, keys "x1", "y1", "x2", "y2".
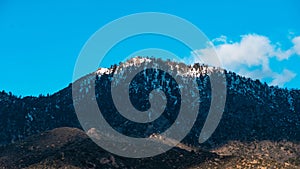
[
  {"x1": 94, "y1": 56, "x2": 226, "y2": 79},
  {"x1": 96, "y1": 68, "x2": 112, "y2": 75},
  {"x1": 122, "y1": 56, "x2": 152, "y2": 67}
]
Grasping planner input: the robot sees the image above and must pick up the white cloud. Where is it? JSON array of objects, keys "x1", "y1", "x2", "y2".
[
  {"x1": 212, "y1": 35, "x2": 228, "y2": 44},
  {"x1": 238, "y1": 68, "x2": 272, "y2": 82},
  {"x1": 292, "y1": 36, "x2": 300, "y2": 55},
  {"x1": 217, "y1": 34, "x2": 273, "y2": 67},
  {"x1": 191, "y1": 34, "x2": 300, "y2": 87},
  {"x1": 273, "y1": 48, "x2": 294, "y2": 61},
  {"x1": 270, "y1": 69, "x2": 296, "y2": 87}
]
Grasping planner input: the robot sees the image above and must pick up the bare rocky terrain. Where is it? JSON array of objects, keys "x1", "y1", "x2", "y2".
[{"x1": 0, "y1": 127, "x2": 299, "y2": 169}]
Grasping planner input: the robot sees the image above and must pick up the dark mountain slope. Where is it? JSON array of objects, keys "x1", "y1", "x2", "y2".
[{"x1": 0, "y1": 57, "x2": 299, "y2": 148}]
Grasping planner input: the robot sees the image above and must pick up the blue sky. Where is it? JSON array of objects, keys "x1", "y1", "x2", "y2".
[{"x1": 0, "y1": 0, "x2": 300, "y2": 96}]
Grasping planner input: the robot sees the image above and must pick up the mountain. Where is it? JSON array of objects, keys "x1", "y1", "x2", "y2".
[
  {"x1": 1, "y1": 57, "x2": 299, "y2": 145},
  {"x1": 0, "y1": 86, "x2": 79, "y2": 144},
  {"x1": 0, "y1": 56, "x2": 300, "y2": 167}
]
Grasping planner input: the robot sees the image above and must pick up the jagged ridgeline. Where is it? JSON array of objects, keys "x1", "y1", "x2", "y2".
[{"x1": 0, "y1": 57, "x2": 300, "y2": 148}]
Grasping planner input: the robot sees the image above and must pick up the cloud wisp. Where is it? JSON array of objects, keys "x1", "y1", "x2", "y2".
[{"x1": 191, "y1": 34, "x2": 300, "y2": 87}]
